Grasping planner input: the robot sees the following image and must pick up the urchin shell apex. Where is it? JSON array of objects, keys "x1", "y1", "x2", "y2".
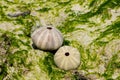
[
  {"x1": 54, "y1": 46, "x2": 80, "y2": 70},
  {"x1": 31, "y1": 26, "x2": 63, "y2": 51}
]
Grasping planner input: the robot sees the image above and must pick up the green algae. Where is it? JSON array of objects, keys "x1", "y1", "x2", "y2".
[
  {"x1": 103, "y1": 52, "x2": 120, "y2": 79},
  {"x1": 39, "y1": 53, "x2": 66, "y2": 80},
  {"x1": 0, "y1": 0, "x2": 120, "y2": 80}
]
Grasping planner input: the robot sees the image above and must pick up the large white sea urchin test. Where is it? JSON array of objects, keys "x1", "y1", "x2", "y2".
[
  {"x1": 31, "y1": 26, "x2": 63, "y2": 51},
  {"x1": 54, "y1": 46, "x2": 80, "y2": 70}
]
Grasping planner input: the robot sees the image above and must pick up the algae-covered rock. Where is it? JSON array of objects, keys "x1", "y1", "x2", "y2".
[{"x1": 0, "y1": 0, "x2": 120, "y2": 80}]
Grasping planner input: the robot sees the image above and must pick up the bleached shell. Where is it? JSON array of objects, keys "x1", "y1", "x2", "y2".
[
  {"x1": 31, "y1": 26, "x2": 63, "y2": 51},
  {"x1": 54, "y1": 46, "x2": 80, "y2": 70}
]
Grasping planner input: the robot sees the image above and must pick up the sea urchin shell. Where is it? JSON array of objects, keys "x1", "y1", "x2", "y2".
[
  {"x1": 31, "y1": 26, "x2": 63, "y2": 51},
  {"x1": 54, "y1": 46, "x2": 80, "y2": 70}
]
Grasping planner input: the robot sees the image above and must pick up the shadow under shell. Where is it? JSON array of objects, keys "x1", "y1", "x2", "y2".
[{"x1": 32, "y1": 43, "x2": 57, "y2": 54}]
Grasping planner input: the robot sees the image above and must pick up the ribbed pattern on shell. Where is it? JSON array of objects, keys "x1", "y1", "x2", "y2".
[
  {"x1": 31, "y1": 26, "x2": 63, "y2": 51},
  {"x1": 54, "y1": 46, "x2": 80, "y2": 70}
]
